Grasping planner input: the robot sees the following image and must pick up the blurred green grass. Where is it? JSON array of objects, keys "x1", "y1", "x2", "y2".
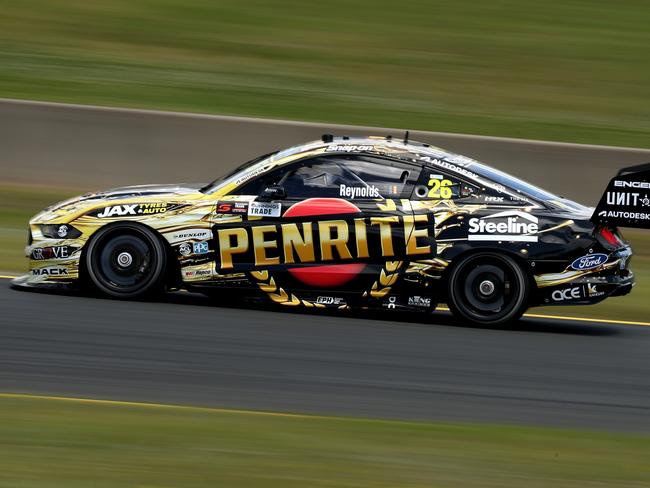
[
  {"x1": 1, "y1": 0, "x2": 650, "y2": 147},
  {"x1": 2, "y1": 185, "x2": 649, "y2": 323},
  {"x1": 1, "y1": 395, "x2": 648, "y2": 487}
]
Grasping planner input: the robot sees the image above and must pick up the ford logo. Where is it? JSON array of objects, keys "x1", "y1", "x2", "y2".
[{"x1": 570, "y1": 253, "x2": 608, "y2": 270}]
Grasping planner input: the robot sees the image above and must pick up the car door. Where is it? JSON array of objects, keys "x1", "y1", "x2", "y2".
[{"x1": 213, "y1": 154, "x2": 434, "y2": 305}]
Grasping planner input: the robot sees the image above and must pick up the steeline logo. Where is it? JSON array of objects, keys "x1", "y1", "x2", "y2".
[{"x1": 468, "y1": 210, "x2": 539, "y2": 242}]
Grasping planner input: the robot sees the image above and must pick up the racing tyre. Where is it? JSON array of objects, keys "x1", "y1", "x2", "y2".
[
  {"x1": 84, "y1": 223, "x2": 167, "y2": 298},
  {"x1": 446, "y1": 252, "x2": 529, "y2": 327}
]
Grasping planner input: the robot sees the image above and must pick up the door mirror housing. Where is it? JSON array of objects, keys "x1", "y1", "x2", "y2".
[{"x1": 259, "y1": 185, "x2": 286, "y2": 201}]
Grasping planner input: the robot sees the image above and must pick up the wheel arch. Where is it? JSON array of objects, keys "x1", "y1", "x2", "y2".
[
  {"x1": 440, "y1": 246, "x2": 537, "y2": 301},
  {"x1": 79, "y1": 221, "x2": 180, "y2": 290}
]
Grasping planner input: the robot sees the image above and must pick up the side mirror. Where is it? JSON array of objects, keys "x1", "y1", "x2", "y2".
[{"x1": 259, "y1": 185, "x2": 286, "y2": 201}]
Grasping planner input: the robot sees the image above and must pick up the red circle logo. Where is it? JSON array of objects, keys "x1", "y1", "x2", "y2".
[{"x1": 283, "y1": 198, "x2": 366, "y2": 287}]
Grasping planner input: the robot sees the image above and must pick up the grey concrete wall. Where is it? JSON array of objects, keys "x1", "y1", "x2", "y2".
[{"x1": 2, "y1": 99, "x2": 650, "y2": 204}]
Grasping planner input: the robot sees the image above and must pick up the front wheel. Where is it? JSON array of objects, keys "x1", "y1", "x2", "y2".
[
  {"x1": 84, "y1": 223, "x2": 167, "y2": 298},
  {"x1": 446, "y1": 252, "x2": 530, "y2": 327}
]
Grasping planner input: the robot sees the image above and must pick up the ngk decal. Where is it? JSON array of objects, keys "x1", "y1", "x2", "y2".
[{"x1": 467, "y1": 210, "x2": 539, "y2": 242}]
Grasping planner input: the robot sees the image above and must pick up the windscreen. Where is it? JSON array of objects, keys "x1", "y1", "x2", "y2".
[{"x1": 469, "y1": 162, "x2": 560, "y2": 201}]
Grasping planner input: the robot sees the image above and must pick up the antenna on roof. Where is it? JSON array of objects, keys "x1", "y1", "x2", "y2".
[{"x1": 403, "y1": 130, "x2": 410, "y2": 144}]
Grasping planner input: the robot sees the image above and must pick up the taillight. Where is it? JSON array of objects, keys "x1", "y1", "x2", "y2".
[{"x1": 596, "y1": 227, "x2": 625, "y2": 251}]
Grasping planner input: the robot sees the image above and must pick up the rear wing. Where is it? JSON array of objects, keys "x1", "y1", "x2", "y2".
[{"x1": 592, "y1": 162, "x2": 650, "y2": 229}]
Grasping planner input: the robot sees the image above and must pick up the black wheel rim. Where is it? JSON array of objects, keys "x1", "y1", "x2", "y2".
[
  {"x1": 91, "y1": 231, "x2": 157, "y2": 293},
  {"x1": 452, "y1": 255, "x2": 522, "y2": 322}
]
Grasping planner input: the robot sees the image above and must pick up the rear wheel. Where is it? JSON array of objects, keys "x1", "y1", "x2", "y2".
[
  {"x1": 84, "y1": 224, "x2": 167, "y2": 298},
  {"x1": 447, "y1": 252, "x2": 529, "y2": 327}
]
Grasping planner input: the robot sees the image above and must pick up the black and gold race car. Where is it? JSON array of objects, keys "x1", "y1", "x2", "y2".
[{"x1": 13, "y1": 135, "x2": 649, "y2": 326}]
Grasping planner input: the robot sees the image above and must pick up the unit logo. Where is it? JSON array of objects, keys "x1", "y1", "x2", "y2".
[
  {"x1": 467, "y1": 210, "x2": 539, "y2": 242},
  {"x1": 570, "y1": 253, "x2": 607, "y2": 270},
  {"x1": 606, "y1": 192, "x2": 650, "y2": 207}
]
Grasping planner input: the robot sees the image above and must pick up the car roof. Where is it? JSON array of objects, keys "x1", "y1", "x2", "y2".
[
  {"x1": 268, "y1": 135, "x2": 484, "y2": 180},
  {"x1": 210, "y1": 135, "x2": 549, "y2": 205}
]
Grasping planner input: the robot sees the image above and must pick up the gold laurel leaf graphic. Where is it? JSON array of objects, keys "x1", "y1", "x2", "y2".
[{"x1": 251, "y1": 270, "x2": 269, "y2": 280}]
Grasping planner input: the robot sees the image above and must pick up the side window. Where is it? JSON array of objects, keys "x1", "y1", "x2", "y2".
[
  {"x1": 414, "y1": 169, "x2": 478, "y2": 200},
  {"x1": 234, "y1": 155, "x2": 420, "y2": 199}
]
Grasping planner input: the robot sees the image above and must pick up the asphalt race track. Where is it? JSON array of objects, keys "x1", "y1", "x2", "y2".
[
  {"x1": 2, "y1": 99, "x2": 650, "y2": 432},
  {"x1": 2, "y1": 279, "x2": 649, "y2": 432}
]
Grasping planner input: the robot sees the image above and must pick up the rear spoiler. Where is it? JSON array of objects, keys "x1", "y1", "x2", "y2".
[{"x1": 592, "y1": 162, "x2": 650, "y2": 229}]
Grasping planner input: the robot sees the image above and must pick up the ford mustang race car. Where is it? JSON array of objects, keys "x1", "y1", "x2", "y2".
[{"x1": 12, "y1": 135, "x2": 649, "y2": 326}]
